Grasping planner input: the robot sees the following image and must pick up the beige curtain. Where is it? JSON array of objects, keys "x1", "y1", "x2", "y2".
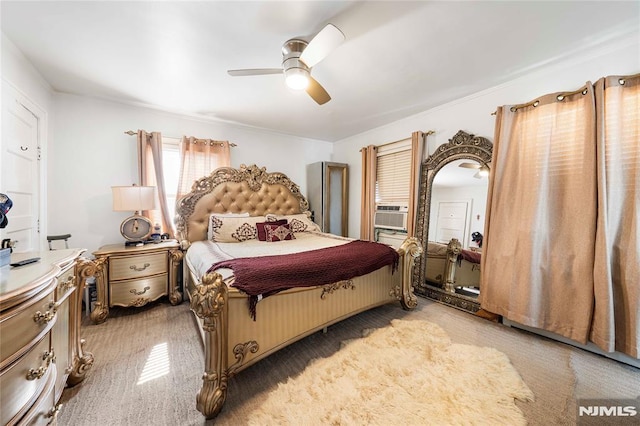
[
  {"x1": 480, "y1": 83, "x2": 598, "y2": 344},
  {"x1": 360, "y1": 145, "x2": 377, "y2": 240},
  {"x1": 407, "y1": 131, "x2": 425, "y2": 237},
  {"x1": 176, "y1": 137, "x2": 231, "y2": 200},
  {"x1": 591, "y1": 73, "x2": 640, "y2": 358},
  {"x1": 137, "y1": 131, "x2": 174, "y2": 237}
]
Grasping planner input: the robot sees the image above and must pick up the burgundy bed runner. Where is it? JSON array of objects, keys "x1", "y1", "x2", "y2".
[{"x1": 208, "y1": 240, "x2": 399, "y2": 320}]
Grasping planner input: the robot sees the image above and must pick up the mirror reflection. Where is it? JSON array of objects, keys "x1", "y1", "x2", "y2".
[
  {"x1": 427, "y1": 159, "x2": 488, "y2": 297},
  {"x1": 429, "y1": 159, "x2": 488, "y2": 249},
  {"x1": 412, "y1": 130, "x2": 493, "y2": 314}
]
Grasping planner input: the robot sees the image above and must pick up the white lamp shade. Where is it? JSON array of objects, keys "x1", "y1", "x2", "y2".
[{"x1": 112, "y1": 185, "x2": 157, "y2": 212}]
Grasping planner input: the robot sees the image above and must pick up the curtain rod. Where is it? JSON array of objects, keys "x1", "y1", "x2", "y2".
[
  {"x1": 378, "y1": 130, "x2": 435, "y2": 148},
  {"x1": 358, "y1": 130, "x2": 435, "y2": 152},
  {"x1": 124, "y1": 130, "x2": 237, "y2": 147}
]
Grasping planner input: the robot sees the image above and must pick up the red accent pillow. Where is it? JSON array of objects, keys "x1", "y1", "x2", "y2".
[
  {"x1": 256, "y1": 220, "x2": 287, "y2": 241},
  {"x1": 263, "y1": 223, "x2": 295, "y2": 242}
]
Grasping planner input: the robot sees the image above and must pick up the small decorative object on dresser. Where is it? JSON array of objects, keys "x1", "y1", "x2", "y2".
[
  {"x1": 90, "y1": 240, "x2": 183, "y2": 324},
  {"x1": 0, "y1": 248, "x2": 95, "y2": 425}
]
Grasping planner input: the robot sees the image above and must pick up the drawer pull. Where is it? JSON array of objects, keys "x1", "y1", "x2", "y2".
[
  {"x1": 47, "y1": 403, "x2": 62, "y2": 425},
  {"x1": 60, "y1": 275, "x2": 76, "y2": 292},
  {"x1": 33, "y1": 307, "x2": 57, "y2": 324},
  {"x1": 26, "y1": 350, "x2": 55, "y2": 380},
  {"x1": 130, "y1": 263, "x2": 150, "y2": 272},
  {"x1": 130, "y1": 286, "x2": 151, "y2": 296}
]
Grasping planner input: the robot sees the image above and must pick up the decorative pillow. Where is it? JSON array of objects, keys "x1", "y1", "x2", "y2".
[
  {"x1": 207, "y1": 212, "x2": 250, "y2": 240},
  {"x1": 265, "y1": 213, "x2": 279, "y2": 222},
  {"x1": 276, "y1": 213, "x2": 321, "y2": 233},
  {"x1": 263, "y1": 223, "x2": 296, "y2": 242},
  {"x1": 256, "y1": 219, "x2": 287, "y2": 241},
  {"x1": 209, "y1": 215, "x2": 266, "y2": 243}
]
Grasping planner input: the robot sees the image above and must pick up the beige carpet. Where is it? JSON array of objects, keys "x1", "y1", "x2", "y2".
[
  {"x1": 57, "y1": 298, "x2": 639, "y2": 425},
  {"x1": 248, "y1": 319, "x2": 533, "y2": 425}
]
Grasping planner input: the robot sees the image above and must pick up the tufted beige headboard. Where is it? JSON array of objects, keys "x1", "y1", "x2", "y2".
[{"x1": 175, "y1": 164, "x2": 310, "y2": 247}]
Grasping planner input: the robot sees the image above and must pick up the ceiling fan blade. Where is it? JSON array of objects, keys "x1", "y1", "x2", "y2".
[
  {"x1": 299, "y1": 23, "x2": 345, "y2": 68},
  {"x1": 459, "y1": 163, "x2": 481, "y2": 169},
  {"x1": 228, "y1": 68, "x2": 282, "y2": 77},
  {"x1": 306, "y1": 76, "x2": 331, "y2": 105},
  {"x1": 473, "y1": 172, "x2": 482, "y2": 179}
]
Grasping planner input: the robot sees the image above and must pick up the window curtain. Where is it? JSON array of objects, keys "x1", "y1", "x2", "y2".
[
  {"x1": 137, "y1": 130, "x2": 174, "y2": 238},
  {"x1": 480, "y1": 83, "x2": 598, "y2": 344},
  {"x1": 592, "y1": 73, "x2": 640, "y2": 358},
  {"x1": 360, "y1": 145, "x2": 377, "y2": 240},
  {"x1": 407, "y1": 131, "x2": 425, "y2": 237},
  {"x1": 481, "y1": 73, "x2": 640, "y2": 358},
  {"x1": 176, "y1": 137, "x2": 231, "y2": 201}
]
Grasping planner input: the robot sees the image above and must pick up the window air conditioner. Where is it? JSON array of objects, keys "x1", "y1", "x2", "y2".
[{"x1": 374, "y1": 203, "x2": 408, "y2": 231}]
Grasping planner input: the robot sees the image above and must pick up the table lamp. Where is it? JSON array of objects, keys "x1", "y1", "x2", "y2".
[{"x1": 112, "y1": 185, "x2": 157, "y2": 245}]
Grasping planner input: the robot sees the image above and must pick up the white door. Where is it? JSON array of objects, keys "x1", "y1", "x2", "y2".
[
  {"x1": 435, "y1": 201, "x2": 470, "y2": 246},
  {"x1": 1, "y1": 82, "x2": 40, "y2": 253}
]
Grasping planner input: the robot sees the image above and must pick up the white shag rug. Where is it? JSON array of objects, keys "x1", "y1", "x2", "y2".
[{"x1": 249, "y1": 319, "x2": 534, "y2": 425}]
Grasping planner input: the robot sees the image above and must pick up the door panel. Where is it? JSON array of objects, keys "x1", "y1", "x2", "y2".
[
  {"x1": 435, "y1": 201, "x2": 470, "y2": 245},
  {"x1": 1, "y1": 82, "x2": 40, "y2": 253}
]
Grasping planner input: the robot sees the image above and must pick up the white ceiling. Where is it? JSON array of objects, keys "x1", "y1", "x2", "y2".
[
  {"x1": 2, "y1": 1, "x2": 638, "y2": 142},
  {"x1": 433, "y1": 159, "x2": 487, "y2": 188}
]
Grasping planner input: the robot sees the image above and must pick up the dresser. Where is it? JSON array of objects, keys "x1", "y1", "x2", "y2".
[
  {"x1": 0, "y1": 249, "x2": 94, "y2": 425},
  {"x1": 90, "y1": 240, "x2": 183, "y2": 324}
]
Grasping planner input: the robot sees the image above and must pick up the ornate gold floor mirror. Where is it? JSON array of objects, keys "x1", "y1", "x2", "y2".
[{"x1": 412, "y1": 130, "x2": 493, "y2": 313}]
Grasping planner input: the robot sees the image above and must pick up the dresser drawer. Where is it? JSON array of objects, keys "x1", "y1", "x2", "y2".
[
  {"x1": 109, "y1": 252, "x2": 167, "y2": 281},
  {"x1": 18, "y1": 366, "x2": 56, "y2": 426},
  {"x1": 0, "y1": 333, "x2": 54, "y2": 426},
  {"x1": 109, "y1": 275, "x2": 167, "y2": 307},
  {"x1": 56, "y1": 265, "x2": 76, "y2": 300},
  {"x1": 0, "y1": 291, "x2": 56, "y2": 367}
]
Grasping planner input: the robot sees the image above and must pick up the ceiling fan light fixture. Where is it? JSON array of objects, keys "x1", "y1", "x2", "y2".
[
  {"x1": 285, "y1": 68, "x2": 309, "y2": 90},
  {"x1": 479, "y1": 165, "x2": 490, "y2": 177}
]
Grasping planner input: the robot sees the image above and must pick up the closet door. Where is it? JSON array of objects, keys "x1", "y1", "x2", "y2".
[
  {"x1": 1, "y1": 81, "x2": 41, "y2": 253},
  {"x1": 306, "y1": 162, "x2": 348, "y2": 236},
  {"x1": 325, "y1": 163, "x2": 348, "y2": 236}
]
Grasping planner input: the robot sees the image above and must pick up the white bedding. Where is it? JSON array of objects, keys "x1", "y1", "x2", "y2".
[{"x1": 186, "y1": 231, "x2": 352, "y2": 282}]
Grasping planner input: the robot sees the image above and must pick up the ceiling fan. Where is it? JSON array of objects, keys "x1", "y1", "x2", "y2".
[
  {"x1": 227, "y1": 24, "x2": 345, "y2": 105},
  {"x1": 459, "y1": 162, "x2": 490, "y2": 179}
]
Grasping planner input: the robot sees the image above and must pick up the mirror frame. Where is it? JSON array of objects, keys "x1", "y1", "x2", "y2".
[{"x1": 412, "y1": 130, "x2": 493, "y2": 307}]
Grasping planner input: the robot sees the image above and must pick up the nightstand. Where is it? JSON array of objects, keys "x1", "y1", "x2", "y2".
[{"x1": 90, "y1": 240, "x2": 183, "y2": 324}]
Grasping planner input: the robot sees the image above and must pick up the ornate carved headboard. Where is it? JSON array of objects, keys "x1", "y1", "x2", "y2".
[{"x1": 175, "y1": 164, "x2": 310, "y2": 247}]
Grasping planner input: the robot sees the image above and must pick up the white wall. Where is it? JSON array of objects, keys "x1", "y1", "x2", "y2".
[
  {"x1": 50, "y1": 94, "x2": 333, "y2": 253},
  {"x1": 1, "y1": 34, "x2": 53, "y2": 112},
  {"x1": 332, "y1": 34, "x2": 640, "y2": 239}
]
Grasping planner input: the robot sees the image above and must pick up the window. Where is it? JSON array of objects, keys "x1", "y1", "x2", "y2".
[
  {"x1": 376, "y1": 138, "x2": 412, "y2": 204},
  {"x1": 161, "y1": 137, "x2": 181, "y2": 221}
]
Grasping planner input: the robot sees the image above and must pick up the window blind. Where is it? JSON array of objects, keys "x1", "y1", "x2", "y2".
[{"x1": 376, "y1": 147, "x2": 411, "y2": 203}]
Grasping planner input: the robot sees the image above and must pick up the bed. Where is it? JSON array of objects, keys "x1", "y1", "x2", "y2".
[
  {"x1": 425, "y1": 238, "x2": 481, "y2": 293},
  {"x1": 174, "y1": 164, "x2": 422, "y2": 419}
]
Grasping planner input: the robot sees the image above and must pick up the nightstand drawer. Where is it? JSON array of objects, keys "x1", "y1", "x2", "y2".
[
  {"x1": 0, "y1": 333, "x2": 54, "y2": 426},
  {"x1": 0, "y1": 291, "x2": 55, "y2": 367},
  {"x1": 109, "y1": 252, "x2": 167, "y2": 281},
  {"x1": 109, "y1": 275, "x2": 167, "y2": 307}
]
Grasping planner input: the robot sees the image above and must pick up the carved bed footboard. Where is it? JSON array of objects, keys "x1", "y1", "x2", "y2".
[
  {"x1": 188, "y1": 237, "x2": 421, "y2": 419},
  {"x1": 175, "y1": 164, "x2": 422, "y2": 419}
]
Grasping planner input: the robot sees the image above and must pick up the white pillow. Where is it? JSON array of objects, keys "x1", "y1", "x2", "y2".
[
  {"x1": 209, "y1": 215, "x2": 267, "y2": 243},
  {"x1": 207, "y1": 212, "x2": 250, "y2": 241},
  {"x1": 275, "y1": 213, "x2": 321, "y2": 233}
]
